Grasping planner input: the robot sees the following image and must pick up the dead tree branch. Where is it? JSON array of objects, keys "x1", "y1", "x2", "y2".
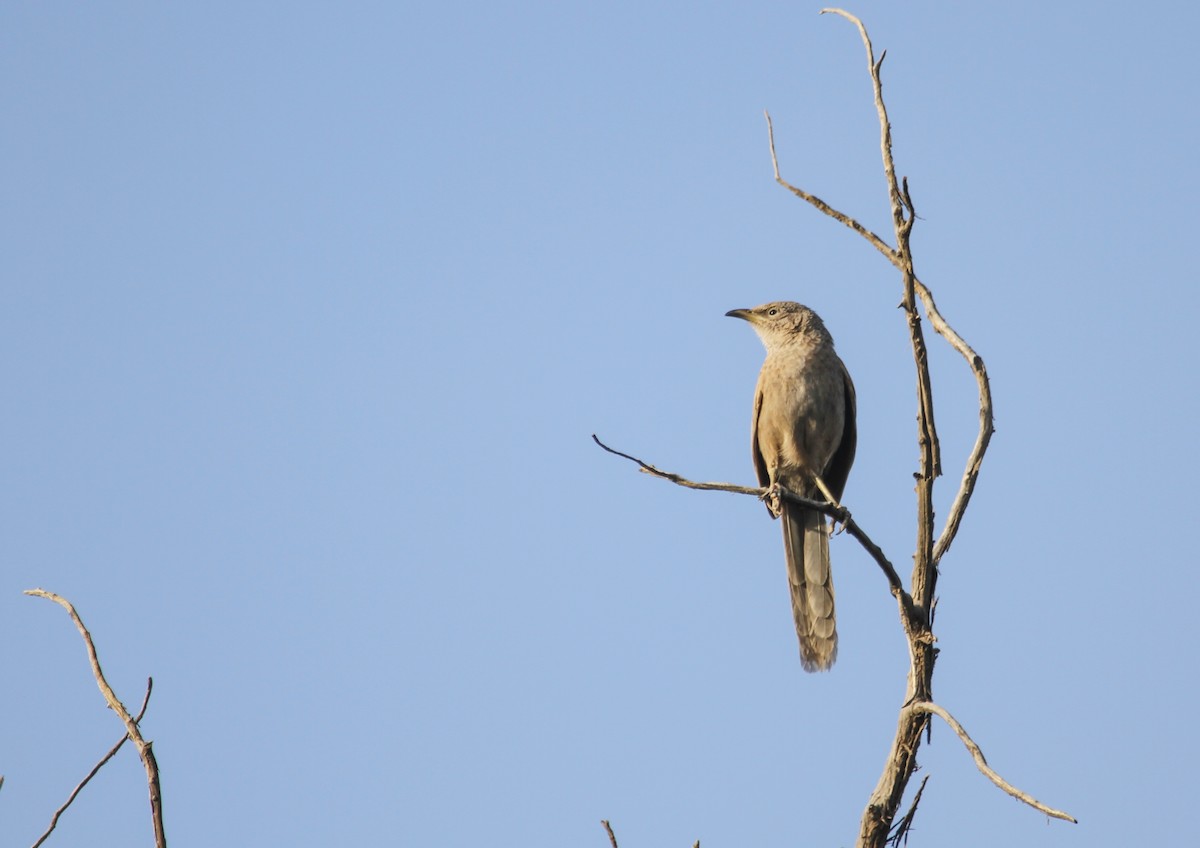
[
  {"x1": 31, "y1": 679, "x2": 154, "y2": 848},
  {"x1": 592, "y1": 434, "x2": 908, "y2": 602},
  {"x1": 26, "y1": 589, "x2": 167, "y2": 848},
  {"x1": 906, "y1": 702, "x2": 1077, "y2": 823}
]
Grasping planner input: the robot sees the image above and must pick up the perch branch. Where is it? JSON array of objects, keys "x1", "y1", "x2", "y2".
[
  {"x1": 591, "y1": 435, "x2": 912, "y2": 613},
  {"x1": 26, "y1": 589, "x2": 167, "y2": 848},
  {"x1": 32, "y1": 679, "x2": 154, "y2": 848},
  {"x1": 906, "y1": 701, "x2": 1077, "y2": 823}
]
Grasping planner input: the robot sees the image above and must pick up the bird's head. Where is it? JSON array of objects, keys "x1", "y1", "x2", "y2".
[{"x1": 725, "y1": 301, "x2": 828, "y2": 348}]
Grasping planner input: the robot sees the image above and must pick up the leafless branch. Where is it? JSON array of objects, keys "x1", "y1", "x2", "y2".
[
  {"x1": 765, "y1": 110, "x2": 897, "y2": 264},
  {"x1": 818, "y1": 8, "x2": 943, "y2": 590},
  {"x1": 907, "y1": 702, "x2": 1077, "y2": 823},
  {"x1": 602, "y1": 820, "x2": 619, "y2": 848},
  {"x1": 592, "y1": 434, "x2": 908, "y2": 602},
  {"x1": 592, "y1": 434, "x2": 764, "y2": 498},
  {"x1": 819, "y1": 9, "x2": 905, "y2": 244},
  {"x1": 31, "y1": 678, "x2": 154, "y2": 848},
  {"x1": 26, "y1": 590, "x2": 167, "y2": 848},
  {"x1": 919, "y1": 276, "x2": 994, "y2": 565},
  {"x1": 887, "y1": 774, "x2": 929, "y2": 847}
]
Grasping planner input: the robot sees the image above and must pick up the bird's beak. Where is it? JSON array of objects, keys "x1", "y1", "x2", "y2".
[{"x1": 725, "y1": 308, "x2": 754, "y2": 323}]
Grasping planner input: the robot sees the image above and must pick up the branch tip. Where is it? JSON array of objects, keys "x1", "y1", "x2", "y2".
[{"x1": 601, "y1": 820, "x2": 619, "y2": 848}]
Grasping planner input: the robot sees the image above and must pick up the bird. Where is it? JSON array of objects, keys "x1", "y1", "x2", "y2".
[{"x1": 726, "y1": 302, "x2": 857, "y2": 671}]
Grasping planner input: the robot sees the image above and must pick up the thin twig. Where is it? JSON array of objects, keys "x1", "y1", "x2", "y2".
[
  {"x1": 601, "y1": 820, "x2": 619, "y2": 848},
  {"x1": 765, "y1": 110, "x2": 898, "y2": 264},
  {"x1": 591, "y1": 435, "x2": 910, "y2": 604},
  {"x1": 820, "y1": 9, "x2": 905, "y2": 232},
  {"x1": 906, "y1": 702, "x2": 1077, "y2": 823},
  {"x1": 887, "y1": 774, "x2": 929, "y2": 847},
  {"x1": 26, "y1": 590, "x2": 168, "y2": 848},
  {"x1": 31, "y1": 679, "x2": 154, "y2": 848},
  {"x1": 592, "y1": 434, "x2": 764, "y2": 497}
]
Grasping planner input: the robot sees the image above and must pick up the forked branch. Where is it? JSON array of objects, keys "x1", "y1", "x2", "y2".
[
  {"x1": 31, "y1": 679, "x2": 155, "y2": 848},
  {"x1": 26, "y1": 589, "x2": 167, "y2": 848}
]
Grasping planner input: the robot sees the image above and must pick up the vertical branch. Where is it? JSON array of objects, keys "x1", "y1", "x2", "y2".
[
  {"x1": 820, "y1": 10, "x2": 941, "y2": 614},
  {"x1": 816, "y1": 10, "x2": 941, "y2": 847},
  {"x1": 26, "y1": 589, "x2": 167, "y2": 848}
]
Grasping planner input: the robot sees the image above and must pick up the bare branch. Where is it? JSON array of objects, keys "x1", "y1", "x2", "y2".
[
  {"x1": 592, "y1": 434, "x2": 763, "y2": 497},
  {"x1": 26, "y1": 590, "x2": 168, "y2": 848},
  {"x1": 907, "y1": 702, "x2": 1077, "y2": 823},
  {"x1": 601, "y1": 820, "x2": 619, "y2": 848},
  {"x1": 764, "y1": 109, "x2": 898, "y2": 265},
  {"x1": 592, "y1": 435, "x2": 908, "y2": 599},
  {"x1": 32, "y1": 679, "x2": 154, "y2": 848},
  {"x1": 887, "y1": 774, "x2": 929, "y2": 847},
  {"x1": 820, "y1": 9, "x2": 904, "y2": 231},
  {"x1": 819, "y1": 11, "x2": 942, "y2": 590},
  {"x1": 918, "y1": 277, "x2": 995, "y2": 564}
]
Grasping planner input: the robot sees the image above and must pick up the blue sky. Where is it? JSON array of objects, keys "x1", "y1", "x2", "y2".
[{"x1": 2, "y1": 3, "x2": 1196, "y2": 846}]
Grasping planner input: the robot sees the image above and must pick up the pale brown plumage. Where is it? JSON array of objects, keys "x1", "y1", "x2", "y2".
[{"x1": 726, "y1": 302, "x2": 856, "y2": 671}]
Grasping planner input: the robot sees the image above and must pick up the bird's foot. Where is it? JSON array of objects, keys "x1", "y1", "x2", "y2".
[{"x1": 760, "y1": 482, "x2": 784, "y2": 517}]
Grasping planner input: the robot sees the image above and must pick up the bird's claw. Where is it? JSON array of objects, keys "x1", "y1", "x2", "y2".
[{"x1": 760, "y1": 482, "x2": 784, "y2": 517}]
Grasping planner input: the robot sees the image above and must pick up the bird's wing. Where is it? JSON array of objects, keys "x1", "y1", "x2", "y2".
[
  {"x1": 824, "y1": 358, "x2": 857, "y2": 502},
  {"x1": 751, "y1": 368, "x2": 771, "y2": 489}
]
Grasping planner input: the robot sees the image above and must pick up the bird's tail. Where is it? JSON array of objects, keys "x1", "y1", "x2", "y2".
[{"x1": 781, "y1": 502, "x2": 838, "y2": 671}]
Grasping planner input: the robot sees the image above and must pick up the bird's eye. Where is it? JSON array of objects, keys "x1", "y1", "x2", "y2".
[{"x1": 768, "y1": 308, "x2": 778, "y2": 316}]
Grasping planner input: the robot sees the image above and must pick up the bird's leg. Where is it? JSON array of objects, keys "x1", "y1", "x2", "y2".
[
  {"x1": 811, "y1": 472, "x2": 851, "y2": 532},
  {"x1": 810, "y1": 472, "x2": 840, "y2": 507}
]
